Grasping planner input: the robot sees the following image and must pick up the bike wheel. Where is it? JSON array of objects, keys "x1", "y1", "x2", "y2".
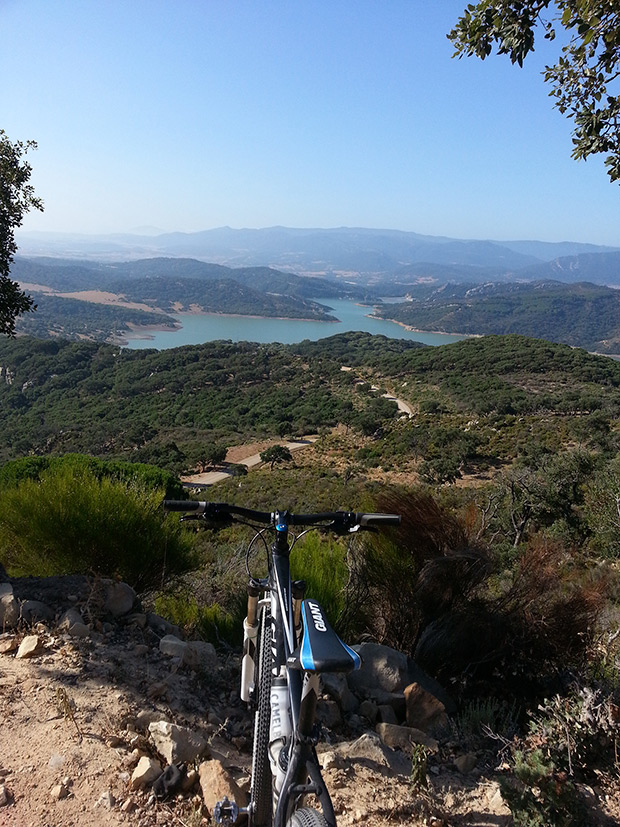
[
  {"x1": 287, "y1": 807, "x2": 328, "y2": 827},
  {"x1": 251, "y1": 606, "x2": 273, "y2": 827}
]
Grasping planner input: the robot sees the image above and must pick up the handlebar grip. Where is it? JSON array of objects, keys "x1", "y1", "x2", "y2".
[
  {"x1": 358, "y1": 513, "x2": 401, "y2": 527},
  {"x1": 162, "y1": 500, "x2": 205, "y2": 512}
]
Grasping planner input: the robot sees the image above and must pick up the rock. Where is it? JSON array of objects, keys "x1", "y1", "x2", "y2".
[
  {"x1": 183, "y1": 639, "x2": 218, "y2": 671},
  {"x1": 20, "y1": 599, "x2": 54, "y2": 624},
  {"x1": 126, "y1": 612, "x2": 147, "y2": 628},
  {"x1": 358, "y1": 700, "x2": 378, "y2": 724},
  {"x1": 121, "y1": 798, "x2": 138, "y2": 813},
  {"x1": 316, "y1": 698, "x2": 342, "y2": 729},
  {"x1": 348, "y1": 643, "x2": 455, "y2": 714},
  {"x1": 348, "y1": 643, "x2": 410, "y2": 696},
  {"x1": 95, "y1": 790, "x2": 116, "y2": 809},
  {"x1": 454, "y1": 753, "x2": 477, "y2": 773},
  {"x1": 148, "y1": 721, "x2": 208, "y2": 764},
  {"x1": 404, "y1": 682, "x2": 449, "y2": 733},
  {"x1": 16, "y1": 634, "x2": 42, "y2": 659},
  {"x1": 319, "y1": 750, "x2": 344, "y2": 771},
  {"x1": 159, "y1": 634, "x2": 187, "y2": 660},
  {"x1": 0, "y1": 635, "x2": 18, "y2": 655},
  {"x1": 130, "y1": 757, "x2": 162, "y2": 790},
  {"x1": 0, "y1": 592, "x2": 19, "y2": 629},
  {"x1": 104, "y1": 582, "x2": 136, "y2": 617},
  {"x1": 182, "y1": 768, "x2": 199, "y2": 793},
  {"x1": 332, "y1": 732, "x2": 411, "y2": 775},
  {"x1": 376, "y1": 722, "x2": 438, "y2": 753},
  {"x1": 377, "y1": 704, "x2": 399, "y2": 725},
  {"x1": 50, "y1": 783, "x2": 69, "y2": 800},
  {"x1": 147, "y1": 612, "x2": 181, "y2": 639},
  {"x1": 321, "y1": 672, "x2": 359, "y2": 714},
  {"x1": 0, "y1": 784, "x2": 9, "y2": 806},
  {"x1": 198, "y1": 759, "x2": 248, "y2": 815},
  {"x1": 58, "y1": 608, "x2": 89, "y2": 638},
  {"x1": 135, "y1": 709, "x2": 166, "y2": 730}
]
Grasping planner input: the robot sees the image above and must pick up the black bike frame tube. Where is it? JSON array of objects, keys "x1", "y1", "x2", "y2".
[{"x1": 269, "y1": 512, "x2": 336, "y2": 827}]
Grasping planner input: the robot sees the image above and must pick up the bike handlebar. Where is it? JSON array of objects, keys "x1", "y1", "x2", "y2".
[{"x1": 162, "y1": 500, "x2": 401, "y2": 530}]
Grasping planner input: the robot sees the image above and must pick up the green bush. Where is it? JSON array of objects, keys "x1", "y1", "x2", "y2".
[
  {"x1": 0, "y1": 453, "x2": 185, "y2": 499},
  {"x1": 500, "y1": 687, "x2": 618, "y2": 826},
  {"x1": 290, "y1": 532, "x2": 348, "y2": 628},
  {"x1": 0, "y1": 466, "x2": 195, "y2": 590}
]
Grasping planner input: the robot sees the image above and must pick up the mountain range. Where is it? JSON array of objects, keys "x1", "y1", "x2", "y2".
[{"x1": 16, "y1": 226, "x2": 619, "y2": 283}]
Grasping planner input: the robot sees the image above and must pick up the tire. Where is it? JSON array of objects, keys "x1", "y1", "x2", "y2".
[
  {"x1": 287, "y1": 808, "x2": 328, "y2": 827},
  {"x1": 251, "y1": 606, "x2": 273, "y2": 826}
]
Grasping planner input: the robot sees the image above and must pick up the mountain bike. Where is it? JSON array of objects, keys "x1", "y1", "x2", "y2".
[{"x1": 162, "y1": 500, "x2": 401, "y2": 827}]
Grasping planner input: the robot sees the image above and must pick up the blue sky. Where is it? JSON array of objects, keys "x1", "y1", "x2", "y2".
[{"x1": 2, "y1": 0, "x2": 619, "y2": 245}]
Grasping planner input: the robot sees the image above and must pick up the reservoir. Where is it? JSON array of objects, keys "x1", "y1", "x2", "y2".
[{"x1": 124, "y1": 298, "x2": 468, "y2": 349}]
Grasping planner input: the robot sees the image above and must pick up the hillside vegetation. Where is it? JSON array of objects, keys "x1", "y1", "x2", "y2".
[
  {"x1": 2, "y1": 330, "x2": 620, "y2": 823},
  {"x1": 376, "y1": 280, "x2": 620, "y2": 353}
]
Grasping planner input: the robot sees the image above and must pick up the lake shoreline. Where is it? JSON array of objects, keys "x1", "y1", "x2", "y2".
[{"x1": 123, "y1": 298, "x2": 471, "y2": 350}]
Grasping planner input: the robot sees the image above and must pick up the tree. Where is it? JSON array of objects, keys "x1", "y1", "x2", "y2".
[
  {"x1": 449, "y1": 2, "x2": 620, "y2": 182},
  {"x1": 260, "y1": 444, "x2": 293, "y2": 470},
  {"x1": 0, "y1": 130, "x2": 43, "y2": 335}
]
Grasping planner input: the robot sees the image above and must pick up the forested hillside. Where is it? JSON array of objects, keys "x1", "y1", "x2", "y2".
[
  {"x1": 375, "y1": 280, "x2": 620, "y2": 353},
  {"x1": 2, "y1": 331, "x2": 620, "y2": 484}
]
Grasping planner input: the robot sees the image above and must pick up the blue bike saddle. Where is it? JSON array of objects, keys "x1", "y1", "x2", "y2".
[{"x1": 291, "y1": 599, "x2": 362, "y2": 674}]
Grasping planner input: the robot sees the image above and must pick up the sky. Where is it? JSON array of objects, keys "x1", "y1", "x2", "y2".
[{"x1": 2, "y1": 0, "x2": 619, "y2": 246}]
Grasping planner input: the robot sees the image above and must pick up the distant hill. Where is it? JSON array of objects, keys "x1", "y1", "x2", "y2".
[
  {"x1": 375, "y1": 280, "x2": 620, "y2": 353},
  {"x1": 11, "y1": 257, "x2": 380, "y2": 337},
  {"x1": 17, "y1": 226, "x2": 618, "y2": 277},
  {"x1": 515, "y1": 251, "x2": 620, "y2": 286}
]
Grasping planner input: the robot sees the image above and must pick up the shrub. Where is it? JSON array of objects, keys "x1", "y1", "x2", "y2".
[
  {"x1": 290, "y1": 532, "x2": 348, "y2": 628},
  {"x1": 0, "y1": 453, "x2": 185, "y2": 498},
  {"x1": 343, "y1": 487, "x2": 487, "y2": 652},
  {"x1": 501, "y1": 687, "x2": 618, "y2": 826},
  {"x1": 0, "y1": 466, "x2": 195, "y2": 590}
]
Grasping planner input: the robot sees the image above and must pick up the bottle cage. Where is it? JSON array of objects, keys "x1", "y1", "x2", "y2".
[{"x1": 288, "y1": 599, "x2": 362, "y2": 674}]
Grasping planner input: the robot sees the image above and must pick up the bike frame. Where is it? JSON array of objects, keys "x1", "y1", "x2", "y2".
[
  {"x1": 162, "y1": 499, "x2": 400, "y2": 827},
  {"x1": 262, "y1": 511, "x2": 336, "y2": 827}
]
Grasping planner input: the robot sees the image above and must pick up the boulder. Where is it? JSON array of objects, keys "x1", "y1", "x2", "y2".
[
  {"x1": 159, "y1": 634, "x2": 187, "y2": 660},
  {"x1": 147, "y1": 613, "x2": 181, "y2": 639},
  {"x1": 330, "y1": 732, "x2": 410, "y2": 775},
  {"x1": 404, "y1": 682, "x2": 449, "y2": 733},
  {"x1": 320, "y1": 672, "x2": 358, "y2": 714},
  {"x1": 198, "y1": 759, "x2": 248, "y2": 816},
  {"x1": 376, "y1": 722, "x2": 438, "y2": 753},
  {"x1": 130, "y1": 756, "x2": 162, "y2": 790},
  {"x1": 183, "y1": 640, "x2": 218, "y2": 671},
  {"x1": 348, "y1": 643, "x2": 409, "y2": 696},
  {"x1": 20, "y1": 599, "x2": 54, "y2": 624},
  {"x1": 103, "y1": 581, "x2": 137, "y2": 617},
  {"x1": 148, "y1": 720, "x2": 208, "y2": 764},
  {"x1": 58, "y1": 608, "x2": 89, "y2": 638},
  {"x1": 0, "y1": 591, "x2": 19, "y2": 629},
  {"x1": 0, "y1": 635, "x2": 18, "y2": 655},
  {"x1": 16, "y1": 634, "x2": 43, "y2": 659}
]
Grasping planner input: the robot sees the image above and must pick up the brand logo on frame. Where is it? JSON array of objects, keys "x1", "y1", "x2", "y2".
[{"x1": 308, "y1": 601, "x2": 326, "y2": 632}]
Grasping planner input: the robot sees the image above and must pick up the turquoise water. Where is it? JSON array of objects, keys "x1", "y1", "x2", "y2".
[{"x1": 124, "y1": 298, "x2": 469, "y2": 349}]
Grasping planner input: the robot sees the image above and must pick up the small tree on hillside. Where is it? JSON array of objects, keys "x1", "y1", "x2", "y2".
[
  {"x1": 260, "y1": 444, "x2": 292, "y2": 470},
  {"x1": 1, "y1": 130, "x2": 43, "y2": 335}
]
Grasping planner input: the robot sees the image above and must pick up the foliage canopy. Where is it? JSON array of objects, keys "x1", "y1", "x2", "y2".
[
  {"x1": 0, "y1": 130, "x2": 43, "y2": 335},
  {"x1": 449, "y1": 1, "x2": 620, "y2": 182}
]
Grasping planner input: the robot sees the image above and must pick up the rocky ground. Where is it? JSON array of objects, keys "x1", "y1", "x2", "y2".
[{"x1": 0, "y1": 574, "x2": 615, "y2": 827}]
